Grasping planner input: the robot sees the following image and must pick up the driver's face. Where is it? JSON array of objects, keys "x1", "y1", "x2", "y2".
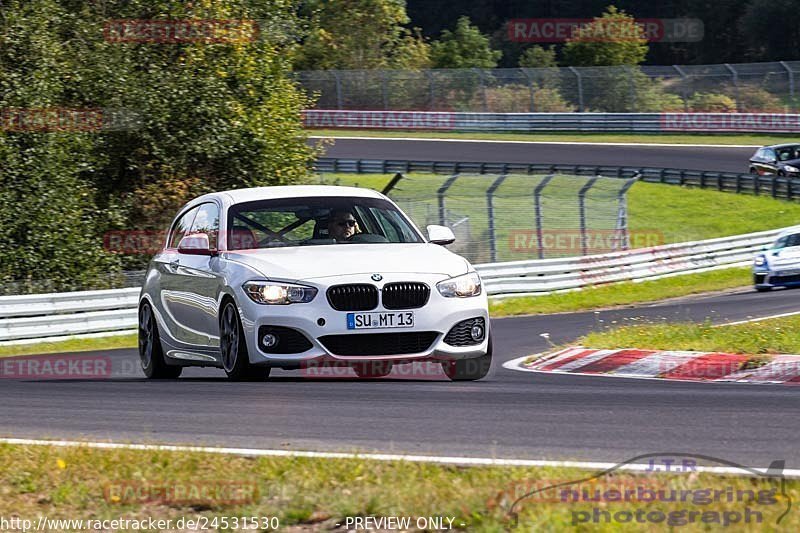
[{"x1": 328, "y1": 214, "x2": 357, "y2": 240}]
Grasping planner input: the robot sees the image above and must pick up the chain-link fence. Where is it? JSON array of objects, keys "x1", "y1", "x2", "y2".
[
  {"x1": 317, "y1": 172, "x2": 637, "y2": 264},
  {"x1": 296, "y1": 61, "x2": 800, "y2": 113}
]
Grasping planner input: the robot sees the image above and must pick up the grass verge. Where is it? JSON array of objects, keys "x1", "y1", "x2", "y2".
[
  {"x1": 0, "y1": 443, "x2": 796, "y2": 531},
  {"x1": 309, "y1": 129, "x2": 795, "y2": 146},
  {"x1": 490, "y1": 267, "x2": 751, "y2": 317},
  {"x1": 0, "y1": 333, "x2": 137, "y2": 358},
  {"x1": 580, "y1": 313, "x2": 800, "y2": 355}
]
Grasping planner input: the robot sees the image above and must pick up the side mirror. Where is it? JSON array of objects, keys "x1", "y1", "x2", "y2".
[
  {"x1": 178, "y1": 233, "x2": 214, "y2": 256},
  {"x1": 427, "y1": 225, "x2": 455, "y2": 245}
]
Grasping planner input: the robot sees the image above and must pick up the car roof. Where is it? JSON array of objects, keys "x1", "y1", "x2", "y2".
[
  {"x1": 194, "y1": 185, "x2": 385, "y2": 205},
  {"x1": 764, "y1": 143, "x2": 800, "y2": 149},
  {"x1": 777, "y1": 225, "x2": 800, "y2": 237}
]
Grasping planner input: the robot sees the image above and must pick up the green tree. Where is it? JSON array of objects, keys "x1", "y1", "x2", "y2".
[
  {"x1": 430, "y1": 16, "x2": 501, "y2": 69},
  {"x1": 0, "y1": 0, "x2": 316, "y2": 284},
  {"x1": 561, "y1": 6, "x2": 648, "y2": 67},
  {"x1": 294, "y1": 0, "x2": 430, "y2": 70},
  {"x1": 519, "y1": 46, "x2": 557, "y2": 68},
  {"x1": 740, "y1": 0, "x2": 800, "y2": 61}
]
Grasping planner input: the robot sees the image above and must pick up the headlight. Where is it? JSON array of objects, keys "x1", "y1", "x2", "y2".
[
  {"x1": 243, "y1": 281, "x2": 317, "y2": 304},
  {"x1": 753, "y1": 255, "x2": 767, "y2": 267},
  {"x1": 784, "y1": 165, "x2": 799, "y2": 173},
  {"x1": 437, "y1": 272, "x2": 482, "y2": 298}
]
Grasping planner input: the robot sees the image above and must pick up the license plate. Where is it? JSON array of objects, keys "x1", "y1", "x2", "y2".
[{"x1": 347, "y1": 311, "x2": 414, "y2": 330}]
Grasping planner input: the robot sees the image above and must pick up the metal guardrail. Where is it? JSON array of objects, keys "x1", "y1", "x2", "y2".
[
  {"x1": 0, "y1": 288, "x2": 139, "y2": 343},
  {"x1": 304, "y1": 110, "x2": 800, "y2": 134},
  {"x1": 478, "y1": 228, "x2": 779, "y2": 297},
  {"x1": 0, "y1": 229, "x2": 779, "y2": 343},
  {"x1": 315, "y1": 158, "x2": 800, "y2": 201}
]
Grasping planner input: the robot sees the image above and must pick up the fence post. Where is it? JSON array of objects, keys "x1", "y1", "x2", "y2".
[
  {"x1": 521, "y1": 68, "x2": 536, "y2": 112},
  {"x1": 724, "y1": 63, "x2": 740, "y2": 112},
  {"x1": 533, "y1": 174, "x2": 555, "y2": 259},
  {"x1": 578, "y1": 177, "x2": 599, "y2": 256},
  {"x1": 425, "y1": 70, "x2": 435, "y2": 111},
  {"x1": 569, "y1": 66, "x2": 584, "y2": 112},
  {"x1": 334, "y1": 71, "x2": 344, "y2": 109},
  {"x1": 615, "y1": 175, "x2": 640, "y2": 251},
  {"x1": 382, "y1": 173, "x2": 404, "y2": 195},
  {"x1": 673, "y1": 65, "x2": 689, "y2": 112},
  {"x1": 474, "y1": 68, "x2": 488, "y2": 112},
  {"x1": 780, "y1": 61, "x2": 796, "y2": 112},
  {"x1": 437, "y1": 174, "x2": 459, "y2": 226},
  {"x1": 486, "y1": 174, "x2": 508, "y2": 262},
  {"x1": 627, "y1": 66, "x2": 637, "y2": 111},
  {"x1": 381, "y1": 70, "x2": 389, "y2": 111}
]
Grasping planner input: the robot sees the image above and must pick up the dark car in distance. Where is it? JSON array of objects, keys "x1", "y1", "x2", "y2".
[{"x1": 749, "y1": 143, "x2": 800, "y2": 177}]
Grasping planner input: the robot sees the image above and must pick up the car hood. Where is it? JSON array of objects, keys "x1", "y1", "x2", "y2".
[
  {"x1": 766, "y1": 246, "x2": 800, "y2": 267},
  {"x1": 781, "y1": 158, "x2": 800, "y2": 167},
  {"x1": 224, "y1": 243, "x2": 471, "y2": 281}
]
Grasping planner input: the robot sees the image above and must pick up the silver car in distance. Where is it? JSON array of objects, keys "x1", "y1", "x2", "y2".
[{"x1": 138, "y1": 186, "x2": 491, "y2": 381}]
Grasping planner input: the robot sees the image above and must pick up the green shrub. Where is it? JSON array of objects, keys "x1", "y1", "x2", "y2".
[{"x1": 687, "y1": 92, "x2": 737, "y2": 112}]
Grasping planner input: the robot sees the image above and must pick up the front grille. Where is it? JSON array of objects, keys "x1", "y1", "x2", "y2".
[
  {"x1": 258, "y1": 326, "x2": 313, "y2": 354},
  {"x1": 318, "y1": 332, "x2": 439, "y2": 356},
  {"x1": 754, "y1": 273, "x2": 767, "y2": 285},
  {"x1": 771, "y1": 274, "x2": 800, "y2": 284},
  {"x1": 444, "y1": 317, "x2": 485, "y2": 347},
  {"x1": 382, "y1": 282, "x2": 430, "y2": 309},
  {"x1": 327, "y1": 284, "x2": 378, "y2": 311}
]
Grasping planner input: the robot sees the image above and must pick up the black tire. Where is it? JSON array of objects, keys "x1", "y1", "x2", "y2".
[
  {"x1": 778, "y1": 170, "x2": 786, "y2": 177},
  {"x1": 139, "y1": 302, "x2": 182, "y2": 379},
  {"x1": 220, "y1": 300, "x2": 270, "y2": 382},
  {"x1": 352, "y1": 361, "x2": 393, "y2": 378},
  {"x1": 749, "y1": 167, "x2": 758, "y2": 175},
  {"x1": 442, "y1": 336, "x2": 493, "y2": 381},
  {"x1": 755, "y1": 286, "x2": 772, "y2": 292}
]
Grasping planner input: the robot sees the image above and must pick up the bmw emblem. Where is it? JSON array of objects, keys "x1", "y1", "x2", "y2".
[{"x1": 371, "y1": 274, "x2": 383, "y2": 282}]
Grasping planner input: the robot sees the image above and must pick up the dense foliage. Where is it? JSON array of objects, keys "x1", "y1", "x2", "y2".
[{"x1": 0, "y1": 0, "x2": 316, "y2": 288}]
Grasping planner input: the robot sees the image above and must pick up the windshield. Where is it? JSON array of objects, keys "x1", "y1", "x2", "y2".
[
  {"x1": 773, "y1": 233, "x2": 800, "y2": 249},
  {"x1": 226, "y1": 196, "x2": 423, "y2": 250}
]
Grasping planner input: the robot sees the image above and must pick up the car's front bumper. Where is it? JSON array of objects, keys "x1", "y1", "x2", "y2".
[
  {"x1": 753, "y1": 269, "x2": 800, "y2": 289},
  {"x1": 236, "y1": 273, "x2": 490, "y2": 367}
]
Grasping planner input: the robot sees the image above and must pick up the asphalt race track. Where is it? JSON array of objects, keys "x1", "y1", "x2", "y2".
[
  {"x1": 316, "y1": 137, "x2": 758, "y2": 173},
  {"x1": 2, "y1": 288, "x2": 799, "y2": 468}
]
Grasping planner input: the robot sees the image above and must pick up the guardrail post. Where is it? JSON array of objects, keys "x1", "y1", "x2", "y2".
[
  {"x1": 533, "y1": 174, "x2": 555, "y2": 259},
  {"x1": 578, "y1": 177, "x2": 599, "y2": 256},
  {"x1": 486, "y1": 174, "x2": 508, "y2": 262},
  {"x1": 437, "y1": 174, "x2": 459, "y2": 226},
  {"x1": 382, "y1": 173, "x2": 404, "y2": 196},
  {"x1": 569, "y1": 67, "x2": 584, "y2": 112},
  {"x1": 780, "y1": 61, "x2": 796, "y2": 112},
  {"x1": 724, "y1": 64, "x2": 740, "y2": 112}
]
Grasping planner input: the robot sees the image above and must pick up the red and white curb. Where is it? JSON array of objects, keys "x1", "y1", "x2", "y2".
[{"x1": 503, "y1": 346, "x2": 800, "y2": 385}]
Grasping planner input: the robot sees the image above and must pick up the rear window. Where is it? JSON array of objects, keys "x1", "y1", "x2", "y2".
[{"x1": 773, "y1": 233, "x2": 800, "y2": 249}]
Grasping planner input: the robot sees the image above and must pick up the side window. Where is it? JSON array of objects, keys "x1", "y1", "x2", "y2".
[
  {"x1": 189, "y1": 203, "x2": 220, "y2": 250},
  {"x1": 370, "y1": 208, "x2": 400, "y2": 241},
  {"x1": 169, "y1": 206, "x2": 199, "y2": 249}
]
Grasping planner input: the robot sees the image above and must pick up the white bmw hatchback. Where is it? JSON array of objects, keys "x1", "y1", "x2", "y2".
[{"x1": 138, "y1": 185, "x2": 492, "y2": 381}]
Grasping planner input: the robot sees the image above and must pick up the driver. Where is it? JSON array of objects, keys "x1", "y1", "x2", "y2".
[{"x1": 327, "y1": 209, "x2": 360, "y2": 241}]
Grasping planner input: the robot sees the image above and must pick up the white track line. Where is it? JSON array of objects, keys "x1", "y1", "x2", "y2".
[
  {"x1": 1, "y1": 438, "x2": 796, "y2": 477},
  {"x1": 309, "y1": 135, "x2": 761, "y2": 149},
  {"x1": 717, "y1": 310, "x2": 800, "y2": 327}
]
